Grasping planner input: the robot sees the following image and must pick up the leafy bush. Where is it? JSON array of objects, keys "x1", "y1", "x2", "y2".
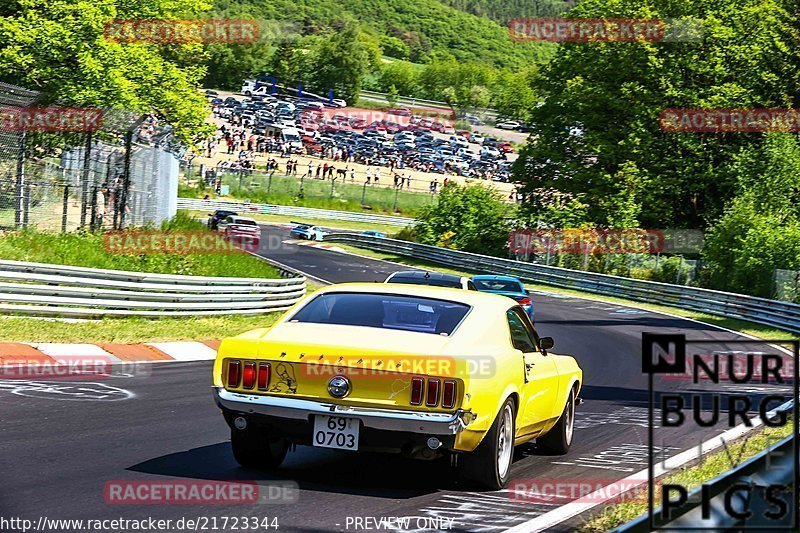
[{"x1": 413, "y1": 182, "x2": 512, "y2": 256}]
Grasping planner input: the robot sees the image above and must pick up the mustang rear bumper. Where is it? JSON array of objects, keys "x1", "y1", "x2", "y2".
[{"x1": 213, "y1": 386, "x2": 476, "y2": 435}]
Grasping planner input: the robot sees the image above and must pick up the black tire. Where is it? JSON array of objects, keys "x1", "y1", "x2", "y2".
[
  {"x1": 231, "y1": 428, "x2": 289, "y2": 470},
  {"x1": 458, "y1": 397, "x2": 515, "y2": 489},
  {"x1": 537, "y1": 387, "x2": 576, "y2": 455}
]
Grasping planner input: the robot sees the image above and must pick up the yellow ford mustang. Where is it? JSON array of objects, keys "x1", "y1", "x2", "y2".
[{"x1": 212, "y1": 283, "x2": 582, "y2": 489}]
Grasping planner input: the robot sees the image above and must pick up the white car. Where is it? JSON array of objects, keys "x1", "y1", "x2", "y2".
[
  {"x1": 481, "y1": 146, "x2": 501, "y2": 158},
  {"x1": 470, "y1": 134, "x2": 484, "y2": 144},
  {"x1": 496, "y1": 120, "x2": 522, "y2": 130},
  {"x1": 449, "y1": 135, "x2": 469, "y2": 149}
]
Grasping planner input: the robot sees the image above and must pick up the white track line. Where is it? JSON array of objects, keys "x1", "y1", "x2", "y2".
[{"x1": 146, "y1": 342, "x2": 217, "y2": 362}]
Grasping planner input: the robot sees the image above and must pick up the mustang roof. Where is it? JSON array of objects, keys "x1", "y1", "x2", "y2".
[{"x1": 311, "y1": 282, "x2": 514, "y2": 311}]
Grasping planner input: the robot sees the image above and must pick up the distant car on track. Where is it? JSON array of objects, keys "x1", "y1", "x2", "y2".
[
  {"x1": 207, "y1": 209, "x2": 238, "y2": 230},
  {"x1": 361, "y1": 230, "x2": 387, "y2": 238},
  {"x1": 472, "y1": 275, "x2": 534, "y2": 321},
  {"x1": 219, "y1": 216, "x2": 261, "y2": 249},
  {"x1": 290, "y1": 224, "x2": 328, "y2": 241},
  {"x1": 384, "y1": 271, "x2": 477, "y2": 290},
  {"x1": 213, "y1": 283, "x2": 583, "y2": 489}
]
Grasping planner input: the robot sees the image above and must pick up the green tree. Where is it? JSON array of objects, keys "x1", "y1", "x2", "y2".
[
  {"x1": 0, "y1": 0, "x2": 212, "y2": 143},
  {"x1": 378, "y1": 61, "x2": 420, "y2": 95},
  {"x1": 386, "y1": 84, "x2": 399, "y2": 107},
  {"x1": 703, "y1": 134, "x2": 800, "y2": 297},
  {"x1": 204, "y1": 42, "x2": 274, "y2": 90},
  {"x1": 513, "y1": 0, "x2": 800, "y2": 229},
  {"x1": 414, "y1": 182, "x2": 512, "y2": 256},
  {"x1": 309, "y1": 20, "x2": 374, "y2": 103}
]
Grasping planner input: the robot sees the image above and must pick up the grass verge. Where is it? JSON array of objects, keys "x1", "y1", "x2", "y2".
[
  {"x1": 333, "y1": 243, "x2": 798, "y2": 340},
  {"x1": 186, "y1": 209, "x2": 405, "y2": 235},
  {"x1": 578, "y1": 420, "x2": 794, "y2": 531},
  {"x1": 0, "y1": 214, "x2": 281, "y2": 279},
  {"x1": 0, "y1": 314, "x2": 284, "y2": 343},
  {"x1": 0, "y1": 215, "x2": 314, "y2": 342}
]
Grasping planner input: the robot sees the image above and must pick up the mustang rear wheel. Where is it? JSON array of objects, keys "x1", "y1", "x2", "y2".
[
  {"x1": 537, "y1": 387, "x2": 575, "y2": 455},
  {"x1": 231, "y1": 428, "x2": 289, "y2": 470},
  {"x1": 459, "y1": 397, "x2": 515, "y2": 489}
]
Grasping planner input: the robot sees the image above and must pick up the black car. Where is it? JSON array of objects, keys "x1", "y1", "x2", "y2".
[
  {"x1": 384, "y1": 271, "x2": 477, "y2": 290},
  {"x1": 208, "y1": 210, "x2": 238, "y2": 230}
]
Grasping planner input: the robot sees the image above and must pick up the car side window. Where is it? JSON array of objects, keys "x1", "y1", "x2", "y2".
[
  {"x1": 467, "y1": 280, "x2": 477, "y2": 291},
  {"x1": 507, "y1": 310, "x2": 536, "y2": 352}
]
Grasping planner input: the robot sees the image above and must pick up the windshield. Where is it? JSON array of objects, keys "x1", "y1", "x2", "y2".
[
  {"x1": 289, "y1": 292, "x2": 470, "y2": 335},
  {"x1": 473, "y1": 279, "x2": 524, "y2": 293}
]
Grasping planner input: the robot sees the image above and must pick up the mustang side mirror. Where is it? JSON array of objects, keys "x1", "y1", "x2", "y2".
[{"x1": 539, "y1": 337, "x2": 554, "y2": 354}]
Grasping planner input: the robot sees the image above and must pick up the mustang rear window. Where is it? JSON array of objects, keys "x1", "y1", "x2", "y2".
[{"x1": 288, "y1": 292, "x2": 470, "y2": 335}]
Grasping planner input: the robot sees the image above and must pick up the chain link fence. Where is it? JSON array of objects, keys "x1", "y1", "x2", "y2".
[{"x1": 0, "y1": 81, "x2": 181, "y2": 231}]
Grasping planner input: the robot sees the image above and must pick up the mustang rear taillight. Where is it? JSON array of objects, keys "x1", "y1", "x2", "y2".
[
  {"x1": 257, "y1": 362, "x2": 271, "y2": 390},
  {"x1": 442, "y1": 380, "x2": 457, "y2": 409},
  {"x1": 227, "y1": 360, "x2": 241, "y2": 388},
  {"x1": 410, "y1": 377, "x2": 424, "y2": 405},
  {"x1": 242, "y1": 361, "x2": 256, "y2": 389},
  {"x1": 426, "y1": 379, "x2": 441, "y2": 407},
  {"x1": 516, "y1": 296, "x2": 532, "y2": 306}
]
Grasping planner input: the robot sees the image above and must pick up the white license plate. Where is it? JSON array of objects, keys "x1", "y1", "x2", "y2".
[{"x1": 313, "y1": 415, "x2": 359, "y2": 451}]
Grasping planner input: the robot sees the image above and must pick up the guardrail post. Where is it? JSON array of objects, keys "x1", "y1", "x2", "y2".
[
  {"x1": 79, "y1": 131, "x2": 93, "y2": 229},
  {"x1": 61, "y1": 185, "x2": 69, "y2": 232},
  {"x1": 14, "y1": 130, "x2": 25, "y2": 228},
  {"x1": 22, "y1": 182, "x2": 30, "y2": 227},
  {"x1": 118, "y1": 130, "x2": 132, "y2": 230}
]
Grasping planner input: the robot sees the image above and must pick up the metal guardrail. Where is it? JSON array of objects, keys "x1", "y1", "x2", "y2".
[
  {"x1": 178, "y1": 198, "x2": 416, "y2": 227},
  {"x1": 359, "y1": 90, "x2": 498, "y2": 117},
  {"x1": 324, "y1": 233, "x2": 800, "y2": 334},
  {"x1": 0, "y1": 259, "x2": 306, "y2": 318},
  {"x1": 615, "y1": 401, "x2": 796, "y2": 531}
]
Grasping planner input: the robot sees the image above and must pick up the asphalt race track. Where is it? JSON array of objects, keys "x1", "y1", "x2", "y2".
[{"x1": 0, "y1": 224, "x2": 792, "y2": 533}]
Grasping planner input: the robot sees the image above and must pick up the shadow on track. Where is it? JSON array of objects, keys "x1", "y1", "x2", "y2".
[{"x1": 128, "y1": 442, "x2": 457, "y2": 498}]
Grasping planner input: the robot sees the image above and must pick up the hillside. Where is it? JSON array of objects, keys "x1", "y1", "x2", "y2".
[{"x1": 212, "y1": 0, "x2": 555, "y2": 69}]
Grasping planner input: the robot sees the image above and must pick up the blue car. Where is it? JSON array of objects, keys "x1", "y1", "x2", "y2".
[{"x1": 471, "y1": 275, "x2": 535, "y2": 321}]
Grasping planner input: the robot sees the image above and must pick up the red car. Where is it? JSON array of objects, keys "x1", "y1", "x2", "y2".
[
  {"x1": 219, "y1": 215, "x2": 261, "y2": 252},
  {"x1": 497, "y1": 142, "x2": 515, "y2": 153}
]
